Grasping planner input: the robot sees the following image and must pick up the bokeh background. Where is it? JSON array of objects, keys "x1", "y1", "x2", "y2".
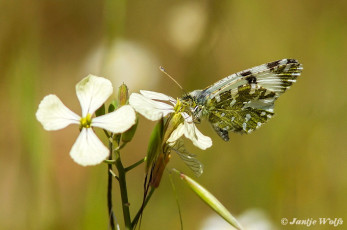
[{"x1": 1, "y1": 0, "x2": 346, "y2": 229}]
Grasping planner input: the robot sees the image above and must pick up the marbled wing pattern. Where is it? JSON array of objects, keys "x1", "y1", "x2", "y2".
[{"x1": 188, "y1": 59, "x2": 303, "y2": 141}]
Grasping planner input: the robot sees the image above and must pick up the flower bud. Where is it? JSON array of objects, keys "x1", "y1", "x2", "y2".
[{"x1": 118, "y1": 83, "x2": 129, "y2": 106}]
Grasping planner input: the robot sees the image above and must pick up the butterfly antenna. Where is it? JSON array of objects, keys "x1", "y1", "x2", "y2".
[{"x1": 159, "y1": 66, "x2": 185, "y2": 92}]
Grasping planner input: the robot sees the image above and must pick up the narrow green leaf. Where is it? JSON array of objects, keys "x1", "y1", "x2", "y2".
[
  {"x1": 173, "y1": 169, "x2": 242, "y2": 230},
  {"x1": 146, "y1": 118, "x2": 163, "y2": 172}
]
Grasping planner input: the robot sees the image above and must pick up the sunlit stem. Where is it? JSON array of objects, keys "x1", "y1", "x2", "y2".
[
  {"x1": 104, "y1": 159, "x2": 116, "y2": 164},
  {"x1": 109, "y1": 169, "x2": 119, "y2": 182}
]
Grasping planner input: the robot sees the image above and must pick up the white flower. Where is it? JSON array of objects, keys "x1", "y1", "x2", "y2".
[
  {"x1": 36, "y1": 75, "x2": 136, "y2": 166},
  {"x1": 129, "y1": 90, "x2": 212, "y2": 150}
]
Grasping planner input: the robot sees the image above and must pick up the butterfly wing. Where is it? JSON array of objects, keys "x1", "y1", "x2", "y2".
[
  {"x1": 171, "y1": 138, "x2": 204, "y2": 177},
  {"x1": 208, "y1": 84, "x2": 276, "y2": 141},
  {"x1": 202, "y1": 59, "x2": 303, "y2": 141}
]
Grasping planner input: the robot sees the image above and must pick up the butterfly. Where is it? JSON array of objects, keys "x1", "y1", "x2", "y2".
[{"x1": 181, "y1": 59, "x2": 303, "y2": 141}]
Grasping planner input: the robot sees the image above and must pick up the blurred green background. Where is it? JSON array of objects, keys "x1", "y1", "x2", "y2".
[{"x1": 1, "y1": 0, "x2": 346, "y2": 229}]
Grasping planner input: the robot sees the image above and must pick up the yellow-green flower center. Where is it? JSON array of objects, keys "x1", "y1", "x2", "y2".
[{"x1": 80, "y1": 113, "x2": 92, "y2": 128}]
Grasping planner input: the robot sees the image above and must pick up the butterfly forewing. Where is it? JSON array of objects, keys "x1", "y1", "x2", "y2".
[
  {"x1": 188, "y1": 59, "x2": 303, "y2": 141},
  {"x1": 202, "y1": 59, "x2": 302, "y2": 100}
]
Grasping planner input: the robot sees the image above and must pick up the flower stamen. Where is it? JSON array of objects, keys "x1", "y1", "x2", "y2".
[{"x1": 80, "y1": 113, "x2": 92, "y2": 128}]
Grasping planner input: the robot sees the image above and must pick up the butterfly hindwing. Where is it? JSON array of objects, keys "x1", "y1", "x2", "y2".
[{"x1": 207, "y1": 84, "x2": 275, "y2": 140}]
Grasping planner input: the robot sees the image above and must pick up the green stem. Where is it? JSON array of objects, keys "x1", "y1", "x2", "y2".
[
  {"x1": 103, "y1": 129, "x2": 110, "y2": 138},
  {"x1": 107, "y1": 142, "x2": 115, "y2": 230},
  {"x1": 169, "y1": 171, "x2": 183, "y2": 229},
  {"x1": 125, "y1": 157, "x2": 145, "y2": 172},
  {"x1": 115, "y1": 150, "x2": 132, "y2": 229},
  {"x1": 131, "y1": 187, "x2": 155, "y2": 228}
]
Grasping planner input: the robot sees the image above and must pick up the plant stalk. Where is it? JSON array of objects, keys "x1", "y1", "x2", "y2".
[
  {"x1": 107, "y1": 142, "x2": 115, "y2": 230},
  {"x1": 115, "y1": 150, "x2": 132, "y2": 229},
  {"x1": 131, "y1": 187, "x2": 155, "y2": 228}
]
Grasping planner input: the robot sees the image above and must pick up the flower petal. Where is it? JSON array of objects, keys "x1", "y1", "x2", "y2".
[
  {"x1": 140, "y1": 90, "x2": 176, "y2": 105},
  {"x1": 92, "y1": 105, "x2": 136, "y2": 133},
  {"x1": 36, "y1": 94, "x2": 80, "y2": 130},
  {"x1": 70, "y1": 128, "x2": 109, "y2": 166},
  {"x1": 129, "y1": 93, "x2": 174, "y2": 121},
  {"x1": 167, "y1": 123, "x2": 185, "y2": 145},
  {"x1": 181, "y1": 112, "x2": 193, "y2": 123},
  {"x1": 76, "y1": 75, "x2": 113, "y2": 116},
  {"x1": 184, "y1": 121, "x2": 212, "y2": 150}
]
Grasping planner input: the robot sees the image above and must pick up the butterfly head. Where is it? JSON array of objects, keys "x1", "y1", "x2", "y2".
[{"x1": 180, "y1": 90, "x2": 206, "y2": 123}]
